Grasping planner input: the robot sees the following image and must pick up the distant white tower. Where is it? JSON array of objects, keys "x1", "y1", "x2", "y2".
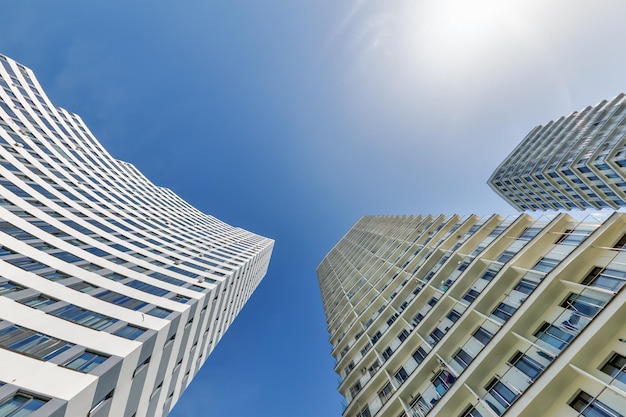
[
  {"x1": 489, "y1": 93, "x2": 626, "y2": 211},
  {"x1": 0, "y1": 54, "x2": 273, "y2": 417}
]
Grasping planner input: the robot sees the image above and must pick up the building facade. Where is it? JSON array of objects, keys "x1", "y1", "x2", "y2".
[
  {"x1": 0, "y1": 54, "x2": 273, "y2": 417},
  {"x1": 489, "y1": 93, "x2": 626, "y2": 211},
  {"x1": 318, "y1": 214, "x2": 626, "y2": 417}
]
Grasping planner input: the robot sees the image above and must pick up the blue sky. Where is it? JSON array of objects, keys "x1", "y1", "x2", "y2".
[{"x1": 2, "y1": 1, "x2": 626, "y2": 416}]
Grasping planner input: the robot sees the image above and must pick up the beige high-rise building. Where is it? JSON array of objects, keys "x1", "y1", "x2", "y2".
[{"x1": 318, "y1": 213, "x2": 626, "y2": 417}]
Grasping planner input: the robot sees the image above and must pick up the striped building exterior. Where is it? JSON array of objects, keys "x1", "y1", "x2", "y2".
[
  {"x1": 318, "y1": 214, "x2": 626, "y2": 417},
  {"x1": 0, "y1": 54, "x2": 273, "y2": 417},
  {"x1": 489, "y1": 93, "x2": 626, "y2": 212}
]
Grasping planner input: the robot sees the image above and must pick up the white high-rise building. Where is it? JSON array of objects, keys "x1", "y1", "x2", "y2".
[
  {"x1": 489, "y1": 93, "x2": 626, "y2": 212},
  {"x1": 0, "y1": 54, "x2": 273, "y2": 417},
  {"x1": 318, "y1": 214, "x2": 626, "y2": 417}
]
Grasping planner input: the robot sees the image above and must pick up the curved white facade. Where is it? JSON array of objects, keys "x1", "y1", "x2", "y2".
[{"x1": 0, "y1": 54, "x2": 273, "y2": 417}]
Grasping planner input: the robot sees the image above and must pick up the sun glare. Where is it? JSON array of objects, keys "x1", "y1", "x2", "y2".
[{"x1": 407, "y1": 0, "x2": 527, "y2": 82}]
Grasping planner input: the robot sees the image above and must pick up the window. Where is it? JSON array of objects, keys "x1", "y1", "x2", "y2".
[
  {"x1": 19, "y1": 295, "x2": 56, "y2": 309},
  {"x1": 0, "y1": 281, "x2": 24, "y2": 296},
  {"x1": 463, "y1": 289, "x2": 480, "y2": 304},
  {"x1": 485, "y1": 379, "x2": 519, "y2": 414},
  {"x1": 412, "y1": 347, "x2": 427, "y2": 364},
  {"x1": 532, "y1": 257, "x2": 558, "y2": 273},
  {"x1": 0, "y1": 393, "x2": 46, "y2": 416},
  {"x1": 395, "y1": 367, "x2": 409, "y2": 384},
  {"x1": 41, "y1": 270, "x2": 70, "y2": 282},
  {"x1": 581, "y1": 267, "x2": 626, "y2": 292},
  {"x1": 95, "y1": 291, "x2": 147, "y2": 311},
  {"x1": 497, "y1": 251, "x2": 515, "y2": 263},
  {"x1": 64, "y1": 351, "x2": 108, "y2": 372},
  {"x1": 0, "y1": 324, "x2": 74, "y2": 360},
  {"x1": 398, "y1": 329, "x2": 410, "y2": 342},
  {"x1": 600, "y1": 353, "x2": 626, "y2": 384},
  {"x1": 69, "y1": 282, "x2": 99, "y2": 293},
  {"x1": 382, "y1": 346, "x2": 393, "y2": 361},
  {"x1": 491, "y1": 303, "x2": 516, "y2": 322},
  {"x1": 350, "y1": 382, "x2": 361, "y2": 397},
  {"x1": 51, "y1": 304, "x2": 117, "y2": 330},
  {"x1": 126, "y1": 280, "x2": 168, "y2": 297},
  {"x1": 561, "y1": 293, "x2": 606, "y2": 318},
  {"x1": 534, "y1": 323, "x2": 573, "y2": 351},
  {"x1": 378, "y1": 382, "x2": 393, "y2": 404},
  {"x1": 432, "y1": 370, "x2": 456, "y2": 396},
  {"x1": 509, "y1": 351, "x2": 543, "y2": 380},
  {"x1": 429, "y1": 327, "x2": 445, "y2": 344},
  {"x1": 356, "y1": 406, "x2": 371, "y2": 417},
  {"x1": 513, "y1": 278, "x2": 537, "y2": 295},
  {"x1": 453, "y1": 348, "x2": 474, "y2": 369},
  {"x1": 368, "y1": 359, "x2": 380, "y2": 375},
  {"x1": 472, "y1": 327, "x2": 493, "y2": 345},
  {"x1": 569, "y1": 391, "x2": 623, "y2": 417},
  {"x1": 459, "y1": 404, "x2": 484, "y2": 417},
  {"x1": 172, "y1": 294, "x2": 190, "y2": 304},
  {"x1": 114, "y1": 325, "x2": 145, "y2": 340},
  {"x1": 447, "y1": 309, "x2": 461, "y2": 323}
]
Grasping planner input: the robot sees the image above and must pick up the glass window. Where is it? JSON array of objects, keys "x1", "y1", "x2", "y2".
[
  {"x1": 0, "y1": 324, "x2": 73, "y2": 360},
  {"x1": 459, "y1": 405, "x2": 484, "y2": 417},
  {"x1": 172, "y1": 294, "x2": 190, "y2": 304},
  {"x1": 349, "y1": 382, "x2": 361, "y2": 397},
  {"x1": 95, "y1": 291, "x2": 147, "y2": 311},
  {"x1": 126, "y1": 280, "x2": 168, "y2": 297},
  {"x1": 64, "y1": 351, "x2": 108, "y2": 373},
  {"x1": 382, "y1": 346, "x2": 393, "y2": 361},
  {"x1": 486, "y1": 379, "x2": 519, "y2": 414},
  {"x1": 453, "y1": 349, "x2": 474, "y2": 369},
  {"x1": 147, "y1": 306, "x2": 172, "y2": 318},
  {"x1": 356, "y1": 406, "x2": 371, "y2": 417},
  {"x1": 433, "y1": 370, "x2": 456, "y2": 396},
  {"x1": 534, "y1": 323, "x2": 573, "y2": 351},
  {"x1": 492, "y1": 303, "x2": 516, "y2": 322},
  {"x1": 378, "y1": 382, "x2": 393, "y2": 404},
  {"x1": 412, "y1": 347, "x2": 427, "y2": 365},
  {"x1": 581, "y1": 267, "x2": 626, "y2": 292},
  {"x1": 569, "y1": 391, "x2": 623, "y2": 417},
  {"x1": 561, "y1": 293, "x2": 606, "y2": 318},
  {"x1": 20, "y1": 295, "x2": 56, "y2": 309},
  {"x1": 509, "y1": 351, "x2": 543, "y2": 380},
  {"x1": 114, "y1": 325, "x2": 145, "y2": 340},
  {"x1": 463, "y1": 289, "x2": 480, "y2": 304},
  {"x1": 513, "y1": 278, "x2": 538, "y2": 294},
  {"x1": 51, "y1": 304, "x2": 116, "y2": 330},
  {"x1": 0, "y1": 393, "x2": 46, "y2": 417},
  {"x1": 532, "y1": 257, "x2": 558, "y2": 273},
  {"x1": 472, "y1": 327, "x2": 493, "y2": 345},
  {"x1": 395, "y1": 367, "x2": 409, "y2": 384},
  {"x1": 0, "y1": 281, "x2": 24, "y2": 296},
  {"x1": 600, "y1": 353, "x2": 626, "y2": 385}
]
